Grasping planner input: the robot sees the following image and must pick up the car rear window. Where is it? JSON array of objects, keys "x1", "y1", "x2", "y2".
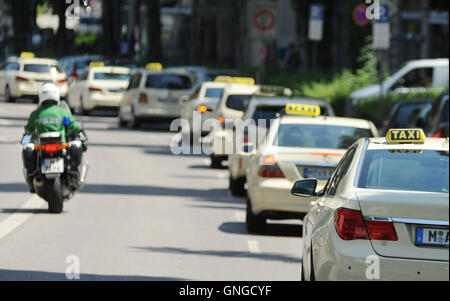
[
  {"x1": 225, "y1": 95, "x2": 252, "y2": 111},
  {"x1": 392, "y1": 103, "x2": 425, "y2": 126},
  {"x1": 205, "y1": 88, "x2": 224, "y2": 99},
  {"x1": 358, "y1": 150, "x2": 449, "y2": 193},
  {"x1": 251, "y1": 106, "x2": 283, "y2": 128},
  {"x1": 93, "y1": 72, "x2": 130, "y2": 81},
  {"x1": 275, "y1": 124, "x2": 373, "y2": 149},
  {"x1": 145, "y1": 74, "x2": 192, "y2": 90},
  {"x1": 23, "y1": 64, "x2": 55, "y2": 73}
]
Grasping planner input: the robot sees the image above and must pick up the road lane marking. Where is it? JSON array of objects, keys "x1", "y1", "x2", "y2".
[
  {"x1": 0, "y1": 195, "x2": 45, "y2": 241},
  {"x1": 247, "y1": 240, "x2": 261, "y2": 254}
]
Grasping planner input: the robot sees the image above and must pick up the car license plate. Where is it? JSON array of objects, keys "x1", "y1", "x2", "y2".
[
  {"x1": 302, "y1": 167, "x2": 333, "y2": 180},
  {"x1": 158, "y1": 97, "x2": 178, "y2": 104},
  {"x1": 415, "y1": 227, "x2": 449, "y2": 247},
  {"x1": 42, "y1": 158, "x2": 64, "y2": 174}
]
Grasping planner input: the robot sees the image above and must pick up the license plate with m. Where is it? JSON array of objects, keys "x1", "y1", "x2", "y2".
[{"x1": 415, "y1": 227, "x2": 449, "y2": 247}]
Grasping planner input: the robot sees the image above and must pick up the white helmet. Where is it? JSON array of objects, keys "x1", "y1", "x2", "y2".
[{"x1": 38, "y1": 83, "x2": 60, "y2": 107}]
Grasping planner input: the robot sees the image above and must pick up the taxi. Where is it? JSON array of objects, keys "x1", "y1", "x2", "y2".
[
  {"x1": 228, "y1": 96, "x2": 335, "y2": 196},
  {"x1": 245, "y1": 104, "x2": 378, "y2": 233},
  {"x1": 180, "y1": 79, "x2": 229, "y2": 137},
  {"x1": 0, "y1": 52, "x2": 68, "y2": 103},
  {"x1": 118, "y1": 63, "x2": 198, "y2": 128},
  {"x1": 293, "y1": 129, "x2": 449, "y2": 281},
  {"x1": 67, "y1": 62, "x2": 130, "y2": 115},
  {"x1": 208, "y1": 78, "x2": 292, "y2": 168}
]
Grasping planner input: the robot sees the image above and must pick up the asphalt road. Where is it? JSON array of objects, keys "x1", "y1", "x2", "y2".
[{"x1": 0, "y1": 100, "x2": 303, "y2": 281}]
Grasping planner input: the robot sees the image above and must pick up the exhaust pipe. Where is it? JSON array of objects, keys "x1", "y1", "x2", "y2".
[{"x1": 33, "y1": 176, "x2": 44, "y2": 188}]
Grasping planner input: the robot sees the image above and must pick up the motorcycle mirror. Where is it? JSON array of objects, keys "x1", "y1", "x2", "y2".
[{"x1": 21, "y1": 134, "x2": 32, "y2": 145}]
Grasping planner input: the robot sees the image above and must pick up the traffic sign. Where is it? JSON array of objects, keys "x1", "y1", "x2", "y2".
[
  {"x1": 353, "y1": 4, "x2": 369, "y2": 26},
  {"x1": 249, "y1": 1, "x2": 278, "y2": 39},
  {"x1": 373, "y1": 4, "x2": 390, "y2": 49},
  {"x1": 253, "y1": 9, "x2": 276, "y2": 32},
  {"x1": 308, "y1": 4, "x2": 324, "y2": 41}
]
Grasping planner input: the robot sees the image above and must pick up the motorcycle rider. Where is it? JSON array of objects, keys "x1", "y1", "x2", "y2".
[{"x1": 22, "y1": 83, "x2": 85, "y2": 193}]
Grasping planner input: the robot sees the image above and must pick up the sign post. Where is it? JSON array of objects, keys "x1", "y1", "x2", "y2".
[
  {"x1": 308, "y1": 4, "x2": 324, "y2": 70},
  {"x1": 373, "y1": 4, "x2": 390, "y2": 126}
]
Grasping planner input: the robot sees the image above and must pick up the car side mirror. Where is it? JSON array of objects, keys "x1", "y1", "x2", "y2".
[{"x1": 291, "y1": 179, "x2": 317, "y2": 197}]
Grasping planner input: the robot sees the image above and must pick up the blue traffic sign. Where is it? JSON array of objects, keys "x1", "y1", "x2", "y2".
[
  {"x1": 375, "y1": 4, "x2": 389, "y2": 23},
  {"x1": 310, "y1": 4, "x2": 324, "y2": 21}
]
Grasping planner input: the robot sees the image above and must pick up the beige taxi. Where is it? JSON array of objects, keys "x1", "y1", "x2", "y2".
[
  {"x1": 294, "y1": 129, "x2": 449, "y2": 281},
  {"x1": 208, "y1": 77, "x2": 292, "y2": 168},
  {"x1": 245, "y1": 104, "x2": 378, "y2": 233},
  {"x1": 0, "y1": 52, "x2": 68, "y2": 103},
  {"x1": 118, "y1": 63, "x2": 197, "y2": 128},
  {"x1": 67, "y1": 62, "x2": 131, "y2": 114}
]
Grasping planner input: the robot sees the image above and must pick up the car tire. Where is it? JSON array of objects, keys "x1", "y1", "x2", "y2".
[
  {"x1": 246, "y1": 198, "x2": 266, "y2": 233},
  {"x1": 128, "y1": 108, "x2": 141, "y2": 129},
  {"x1": 118, "y1": 116, "x2": 128, "y2": 127},
  {"x1": 309, "y1": 245, "x2": 316, "y2": 281},
  {"x1": 210, "y1": 155, "x2": 222, "y2": 169},
  {"x1": 230, "y1": 176, "x2": 246, "y2": 197},
  {"x1": 5, "y1": 86, "x2": 14, "y2": 103}
]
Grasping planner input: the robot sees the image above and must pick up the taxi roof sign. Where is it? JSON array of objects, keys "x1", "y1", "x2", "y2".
[
  {"x1": 386, "y1": 128, "x2": 425, "y2": 144},
  {"x1": 20, "y1": 52, "x2": 35, "y2": 59},
  {"x1": 214, "y1": 76, "x2": 255, "y2": 85},
  {"x1": 89, "y1": 61, "x2": 104, "y2": 67},
  {"x1": 285, "y1": 103, "x2": 321, "y2": 117},
  {"x1": 146, "y1": 63, "x2": 163, "y2": 70}
]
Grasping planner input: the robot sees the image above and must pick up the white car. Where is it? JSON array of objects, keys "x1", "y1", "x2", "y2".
[
  {"x1": 228, "y1": 96, "x2": 335, "y2": 196},
  {"x1": 180, "y1": 80, "x2": 228, "y2": 136},
  {"x1": 119, "y1": 66, "x2": 198, "y2": 128},
  {"x1": 295, "y1": 129, "x2": 449, "y2": 281},
  {"x1": 245, "y1": 104, "x2": 378, "y2": 233},
  {"x1": 348, "y1": 58, "x2": 449, "y2": 114},
  {"x1": 0, "y1": 52, "x2": 68, "y2": 103},
  {"x1": 208, "y1": 79, "x2": 292, "y2": 168},
  {"x1": 68, "y1": 64, "x2": 131, "y2": 114}
]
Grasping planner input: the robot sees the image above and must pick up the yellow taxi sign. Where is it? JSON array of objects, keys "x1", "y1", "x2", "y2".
[
  {"x1": 89, "y1": 61, "x2": 104, "y2": 67},
  {"x1": 145, "y1": 62, "x2": 163, "y2": 70},
  {"x1": 386, "y1": 129, "x2": 425, "y2": 144},
  {"x1": 20, "y1": 52, "x2": 35, "y2": 59},
  {"x1": 285, "y1": 103, "x2": 321, "y2": 117},
  {"x1": 214, "y1": 76, "x2": 255, "y2": 85}
]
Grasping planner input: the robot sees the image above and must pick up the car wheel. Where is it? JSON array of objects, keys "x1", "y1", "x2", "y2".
[
  {"x1": 230, "y1": 176, "x2": 246, "y2": 197},
  {"x1": 5, "y1": 86, "x2": 14, "y2": 103},
  {"x1": 246, "y1": 198, "x2": 266, "y2": 233},
  {"x1": 309, "y1": 245, "x2": 316, "y2": 281},
  {"x1": 128, "y1": 108, "x2": 141, "y2": 129}
]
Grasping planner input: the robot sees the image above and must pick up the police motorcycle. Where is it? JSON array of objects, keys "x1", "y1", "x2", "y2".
[{"x1": 21, "y1": 118, "x2": 89, "y2": 213}]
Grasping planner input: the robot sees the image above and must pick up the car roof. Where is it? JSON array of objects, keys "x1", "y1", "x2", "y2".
[
  {"x1": 367, "y1": 137, "x2": 449, "y2": 150},
  {"x1": 248, "y1": 95, "x2": 331, "y2": 106},
  {"x1": 10, "y1": 57, "x2": 59, "y2": 65},
  {"x1": 88, "y1": 66, "x2": 131, "y2": 73},
  {"x1": 280, "y1": 115, "x2": 373, "y2": 129}
]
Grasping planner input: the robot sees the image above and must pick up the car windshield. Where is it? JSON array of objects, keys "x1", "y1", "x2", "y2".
[
  {"x1": 23, "y1": 64, "x2": 55, "y2": 73},
  {"x1": 251, "y1": 106, "x2": 284, "y2": 128},
  {"x1": 225, "y1": 94, "x2": 252, "y2": 111},
  {"x1": 145, "y1": 74, "x2": 192, "y2": 90},
  {"x1": 204, "y1": 88, "x2": 224, "y2": 99},
  {"x1": 275, "y1": 124, "x2": 373, "y2": 149},
  {"x1": 93, "y1": 72, "x2": 130, "y2": 81},
  {"x1": 391, "y1": 103, "x2": 425, "y2": 126},
  {"x1": 358, "y1": 150, "x2": 449, "y2": 193}
]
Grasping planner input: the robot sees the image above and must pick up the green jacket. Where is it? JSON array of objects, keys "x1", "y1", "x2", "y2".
[{"x1": 24, "y1": 104, "x2": 82, "y2": 141}]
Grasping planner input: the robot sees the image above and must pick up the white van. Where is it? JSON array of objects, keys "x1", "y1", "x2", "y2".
[{"x1": 348, "y1": 58, "x2": 449, "y2": 112}]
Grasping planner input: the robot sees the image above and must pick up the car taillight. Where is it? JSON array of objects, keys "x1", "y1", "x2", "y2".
[
  {"x1": 139, "y1": 93, "x2": 148, "y2": 104},
  {"x1": 197, "y1": 105, "x2": 207, "y2": 113},
  {"x1": 34, "y1": 143, "x2": 68, "y2": 154},
  {"x1": 258, "y1": 155, "x2": 285, "y2": 178},
  {"x1": 16, "y1": 76, "x2": 29, "y2": 82},
  {"x1": 70, "y1": 71, "x2": 78, "y2": 79},
  {"x1": 365, "y1": 219, "x2": 398, "y2": 241},
  {"x1": 334, "y1": 208, "x2": 398, "y2": 241},
  {"x1": 89, "y1": 86, "x2": 102, "y2": 92},
  {"x1": 57, "y1": 78, "x2": 67, "y2": 84},
  {"x1": 334, "y1": 208, "x2": 369, "y2": 240},
  {"x1": 432, "y1": 128, "x2": 447, "y2": 138}
]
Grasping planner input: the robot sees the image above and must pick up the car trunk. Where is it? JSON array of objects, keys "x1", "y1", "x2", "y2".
[{"x1": 356, "y1": 188, "x2": 449, "y2": 261}]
